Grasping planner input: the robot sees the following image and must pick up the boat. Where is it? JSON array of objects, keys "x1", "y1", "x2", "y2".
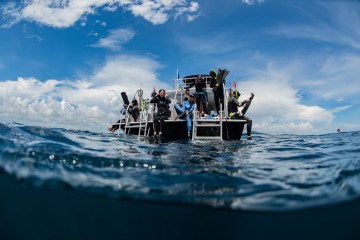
[{"x1": 110, "y1": 69, "x2": 250, "y2": 140}]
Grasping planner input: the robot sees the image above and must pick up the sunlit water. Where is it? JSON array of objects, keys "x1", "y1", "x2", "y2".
[{"x1": 1, "y1": 122, "x2": 359, "y2": 211}]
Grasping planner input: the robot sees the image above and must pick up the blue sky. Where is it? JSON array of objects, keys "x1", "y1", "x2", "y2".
[{"x1": 0, "y1": 0, "x2": 359, "y2": 134}]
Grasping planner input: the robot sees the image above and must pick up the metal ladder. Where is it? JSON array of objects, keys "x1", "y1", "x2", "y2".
[
  {"x1": 192, "y1": 105, "x2": 223, "y2": 141},
  {"x1": 124, "y1": 109, "x2": 150, "y2": 137},
  {"x1": 123, "y1": 89, "x2": 153, "y2": 137},
  {"x1": 137, "y1": 110, "x2": 150, "y2": 137}
]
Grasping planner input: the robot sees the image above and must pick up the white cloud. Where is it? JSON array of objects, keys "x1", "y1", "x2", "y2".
[
  {"x1": 254, "y1": 121, "x2": 314, "y2": 133},
  {"x1": 126, "y1": 0, "x2": 200, "y2": 25},
  {"x1": 283, "y1": 53, "x2": 360, "y2": 103},
  {"x1": 88, "y1": 55, "x2": 170, "y2": 91},
  {"x1": 0, "y1": 55, "x2": 171, "y2": 132},
  {"x1": 0, "y1": 54, "x2": 347, "y2": 134},
  {"x1": 0, "y1": 78, "x2": 105, "y2": 129},
  {"x1": 260, "y1": 1, "x2": 360, "y2": 121},
  {"x1": 242, "y1": 0, "x2": 266, "y2": 5},
  {"x1": 331, "y1": 105, "x2": 352, "y2": 113},
  {"x1": 220, "y1": 47, "x2": 360, "y2": 133},
  {"x1": 268, "y1": 1, "x2": 360, "y2": 50},
  {"x1": 20, "y1": 0, "x2": 104, "y2": 28},
  {"x1": 128, "y1": 1, "x2": 168, "y2": 24},
  {"x1": 1, "y1": 0, "x2": 200, "y2": 28},
  {"x1": 0, "y1": 2, "x2": 22, "y2": 28},
  {"x1": 174, "y1": 1, "x2": 199, "y2": 21},
  {"x1": 91, "y1": 28, "x2": 136, "y2": 51},
  {"x1": 234, "y1": 67, "x2": 334, "y2": 134}
]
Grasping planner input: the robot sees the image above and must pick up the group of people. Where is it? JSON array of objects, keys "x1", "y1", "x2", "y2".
[
  {"x1": 150, "y1": 88, "x2": 196, "y2": 138},
  {"x1": 107, "y1": 69, "x2": 253, "y2": 139},
  {"x1": 183, "y1": 71, "x2": 224, "y2": 117}
]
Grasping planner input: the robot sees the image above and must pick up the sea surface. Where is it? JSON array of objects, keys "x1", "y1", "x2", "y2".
[{"x1": 1, "y1": 122, "x2": 359, "y2": 211}]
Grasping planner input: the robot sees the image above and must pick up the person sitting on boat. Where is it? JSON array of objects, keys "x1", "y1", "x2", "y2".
[
  {"x1": 150, "y1": 89, "x2": 171, "y2": 136},
  {"x1": 107, "y1": 108, "x2": 126, "y2": 132},
  {"x1": 210, "y1": 69, "x2": 224, "y2": 115},
  {"x1": 128, "y1": 99, "x2": 140, "y2": 122},
  {"x1": 228, "y1": 90, "x2": 254, "y2": 140},
  {"x1": 107, "y1": 119, "x2": 122, "y2": 132},
  {"x1": 187, "y1": 75, "x2": 207, "y2": 117},
  {"x1": 174, "y1": 94, "x2": 196, "y2": 138},
  {"x1": 107, "y1": 99, "x2": 140, "y2": 132},
  {"x1": 183, "y1": 88, "x2": 190, "y2": 101},
  {"x1": 177, "y1": 88, "x2": 191, "y2": 108}
]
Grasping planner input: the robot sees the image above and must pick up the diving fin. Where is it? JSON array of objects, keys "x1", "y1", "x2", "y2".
[
  {"x1": 121, "y1": 92, "x2": 130, "y2": 106},
  {"x1": 241, "y1": 93, "x2": 254, "y2": 115}
]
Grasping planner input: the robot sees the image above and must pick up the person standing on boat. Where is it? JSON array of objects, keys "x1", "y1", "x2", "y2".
[
  {"x1": 228, "y1": 90, "x2": 254, "y2": 140},
  {"x1": 187, "y1": 75, "x2": 207, "y2": 116},
  {"x1": 150, "y1": 89, "x2": 171, "y2": 136},
  {"x1": 174, "y1": 94, "x2": 196, "y2": 138},
  {"x1": 210, "y1": 69, "x2": 224, "y2": 115}
]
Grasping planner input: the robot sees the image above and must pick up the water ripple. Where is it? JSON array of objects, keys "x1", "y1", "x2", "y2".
[{"x1": 0, "y1": 122, "x2": 360, "y2": 211}]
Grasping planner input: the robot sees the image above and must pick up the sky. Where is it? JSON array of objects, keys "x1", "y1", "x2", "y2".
[{"x1": 0, "y1": 0, "x2": 359, "y2": 134}]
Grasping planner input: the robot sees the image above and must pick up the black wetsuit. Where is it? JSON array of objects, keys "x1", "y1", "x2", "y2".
[
  {"x1": 150, "y1": 95, "x2": 171, "y2": 134},
  {"x1": 188, "y1": 80, "x2": 207, "y2": 114},
  {"x1": 210, "y1": 75, "x2": 224, "y2": 114},
  {"x1": 128, "y1": 100, "x2": 140, "y2": 121},
  {"x1": 228, "y1": 96, "x2": 253, "y2": 137}
]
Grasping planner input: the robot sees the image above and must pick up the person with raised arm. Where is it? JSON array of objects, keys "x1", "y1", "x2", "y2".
[
  {"x1": 228, "y1": 90, "x2": 254, "y2": 140},
  {"x1": 150, "y1": 89, "x2": 171, "y2": 136}
]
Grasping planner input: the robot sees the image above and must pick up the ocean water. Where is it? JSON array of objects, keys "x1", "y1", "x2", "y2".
[{"x1": 0, "y1": 122, "x2": 359, "y2": 212}]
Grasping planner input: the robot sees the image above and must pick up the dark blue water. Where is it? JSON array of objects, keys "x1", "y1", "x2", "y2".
[{"x1": 1, "y1": 122, "x2": 359, "y2": 211}]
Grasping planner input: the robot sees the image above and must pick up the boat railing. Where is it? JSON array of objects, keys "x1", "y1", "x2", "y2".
[
  {"x1": 173, "y1": 78, "x2": 186, "y2": 89},
  {"x1": 121, "y1": 89, "x2": 154, "y2": 136},
  {"x1": 173, "y1": 76, "x2": 213, "y2": 89}
]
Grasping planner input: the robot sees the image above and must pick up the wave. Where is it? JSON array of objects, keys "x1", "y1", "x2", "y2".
[{"x1": 1, "y1": 122, "x2": 360, "y2": 211}]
